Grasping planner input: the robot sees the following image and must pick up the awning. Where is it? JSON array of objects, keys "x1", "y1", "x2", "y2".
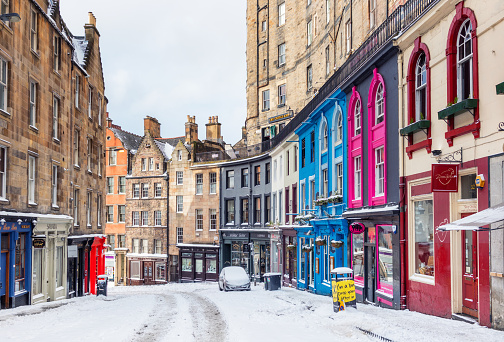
[{"x1": 437, "y1": 202, "x2": 504, "y2": 231}]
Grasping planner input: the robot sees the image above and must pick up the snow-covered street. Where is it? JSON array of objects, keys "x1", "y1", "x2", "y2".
[{"x1": 0, "y1": 283, "x2": 503, "y2": 342}]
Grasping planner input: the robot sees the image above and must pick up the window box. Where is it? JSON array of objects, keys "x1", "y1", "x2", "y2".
[
  {"x1": 437, "y1": 99, "x2": 478, "y2": 120},
  {"x1": 315, "y1": 237, "x2": 326, "y2": 246},
  {"x1": 400, "y1": 120, "x2": 430, "y2": 136},
  {"x1": 497, "y1": 82, "x2": 504, "y2": 95}
]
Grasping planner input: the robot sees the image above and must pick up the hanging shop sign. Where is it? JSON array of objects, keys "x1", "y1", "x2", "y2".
[
  {"x1": 431, "y1": 164, "x2": 459, "y2": 192},
  {"x1": 268, "y1": 112, "x2": 293, "y2": 123},
  {"x1": 349, "y1": 222, "x2": 365, "y2": 234},
  {"x1": 33, "y1": 238, "x2": 46, "y2": 248}
]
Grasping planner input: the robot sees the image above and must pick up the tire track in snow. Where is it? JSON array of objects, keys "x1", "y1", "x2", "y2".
[{"x1": 182, "y1": 292, "x2": 228, "y2": 342}]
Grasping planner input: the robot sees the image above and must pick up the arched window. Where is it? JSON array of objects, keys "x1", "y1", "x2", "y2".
[
  {"x1": 375, "y1": 83, "x2": 384, "y2": 125},
  {"x1": 321, "y1": 121, "x2": 328, "y2": 151},
  {"x1": 457, "y1": 19, "x2": 473, "y2": 101},
  {"x1": 336, "y1": 113, "x2": 342, "y2": 142},
  {"x1": 354, "y1": 99, "x2": 361, "y2": 136},
  {"x1": 415, "y1": 53, "x2": 427, "y2": 121}
]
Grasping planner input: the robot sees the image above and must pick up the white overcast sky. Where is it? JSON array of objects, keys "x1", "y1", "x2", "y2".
[{"x1": 60, "y1": 1, "x2": 247, "y2": 144}]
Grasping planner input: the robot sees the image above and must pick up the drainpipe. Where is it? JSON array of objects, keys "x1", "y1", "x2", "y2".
[
  {"x1": 398, "y1": 51, "x2": 407, "y2": 310},
  {"x1": 165, "y1": 173, "x2": 170, "y2": 282}
]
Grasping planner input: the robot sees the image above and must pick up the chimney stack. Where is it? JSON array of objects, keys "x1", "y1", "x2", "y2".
[
  {"x1": 144, "y1": 116, "x2": 161, "y2": 138},
  {"x1": 85, "y1": 12, "x2": 100, "y2": 43},
  {"x1": 185, "y1": 115, "x2": 198, "y2": 143},
  {"x1": 206, "y1": 116, "x2": 222, "y2": 143}
]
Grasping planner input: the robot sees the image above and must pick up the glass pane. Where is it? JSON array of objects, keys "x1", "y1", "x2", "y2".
[
  {"x1": 461, "y1": 174, "x2": 477, "y2": 199},
  {"x1": 414, "y1": 200, "x2": 434, "y2": 276},
  {"x1": 206, "y1": 259, "x2": 217, "y2": 273},
  {"x1": 195, "y1": 259, "x2": 203, "y2": 273},
  {"x1": 352, "y1": 233, "x2": 364, "y2": 280},
  {"x1": 182, "y1": 258, "x2": 192, "y2": 272},
  {"x1": 378, "y1": 227, "x2": 393, "y2": 291},
  {"x1": 464, "y1": 231, "x2": 473, "y2": 274}
]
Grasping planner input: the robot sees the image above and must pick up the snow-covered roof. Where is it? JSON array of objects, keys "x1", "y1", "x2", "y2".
[
  {"x1": 154, "y1": 140, "x2": 174, "y2": 160},
  {"x1": 110, "y1": 127, "x2": 142, "y2": 153},
  {"x1": 331, "y1": 267, "x2": 353, "y2": 274},
  {"x1": 0, "y1": 211, "x2": 73, "y2": 221},
  {"x1": 68, "y1": 234, "x2": 106, "y2": 239},
  {"x1": 342, "y1": 204, "x2": 399, "y2": 218},
  {"x1": 72, "y1": 36, "x2": 89, "y2": 68},
  {"x1": 126, "y1": 253, "x2": 168, "y2": 258}
]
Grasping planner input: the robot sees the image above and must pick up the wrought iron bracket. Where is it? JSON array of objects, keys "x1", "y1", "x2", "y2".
[
  {"x1": 499, "y1": 122, "x2": 504, "y2": 131},
  {"x1": 436, "y1": 147, "x2": 462, "y2": 163}
]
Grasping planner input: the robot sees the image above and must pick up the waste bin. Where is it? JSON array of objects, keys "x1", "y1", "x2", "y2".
[
  {"x1": 263, "y1": 272, "x2": 281, "y2": 291},
  {"x1": 97, "y1": 275, "x2": 108, "y2": 296}
]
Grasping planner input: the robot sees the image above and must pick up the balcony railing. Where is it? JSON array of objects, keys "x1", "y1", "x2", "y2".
[{"x1": 195, "y1": 0, "x2": 440, "y2": 163}]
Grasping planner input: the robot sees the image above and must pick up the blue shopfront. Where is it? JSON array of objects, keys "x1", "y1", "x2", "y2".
[
  {"x1": 0, "y1": 219, "x2": 32, "y2": 309},
  {"x1": 294, "y1": 88, "x2": 349, "y2": 295}
]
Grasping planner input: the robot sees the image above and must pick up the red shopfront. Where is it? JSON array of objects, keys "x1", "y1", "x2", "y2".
[
  {"x1": 89, "y1": 236, "x2": 106, "y2": 295},
  {"x1": 403, "y1": 159, "x2": 490, "y2": 327}
]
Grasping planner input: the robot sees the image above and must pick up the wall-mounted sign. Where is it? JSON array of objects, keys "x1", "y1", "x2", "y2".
[
  {"x1": 431, "y1": 164, "x2": 459, "y2": 192},
  {"x1": 68, "y1": 245, "x2": 78, "y2": 258},
  {"x1": 268, "y1": 112, "x2": 293, "y2": 123},
  {"x1": 33, "y1": 238, "x2": 46, "y2": 248},
  {"x1": 349, "y1": 222, "x2": 365, "y2": 234}
]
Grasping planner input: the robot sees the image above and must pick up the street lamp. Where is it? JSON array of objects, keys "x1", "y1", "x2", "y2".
[{"x1": 0, "y1": 13, "x2": 21, "y2": 23}]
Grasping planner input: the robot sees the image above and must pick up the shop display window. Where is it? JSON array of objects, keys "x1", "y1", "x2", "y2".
[
  {"x1": 15, "y1": 233, "x2": 26, "y2": 292},
  {"x1": 352, "y1": 232, "x2": 364, "y2": 285},
  {"x1": 377, "y1": 225, "x2": 393, "y2": 295},
  {"x1": 33, "y1": 248, "x2": 43, "y2": 295},
  {"x1": 182, "y1": 253, "x2": 193, "y2": 272},
  {"x1": 206, "y1": 256, "x2": 217, "y2": 274},
  {"x1": 155, "y1": 263, "x2": 166, "y2": 280},
  {"x1": 130, "y1": 261, "x2": 140, "y2": 279},
  {"x1": 231, "y1": 242, "x2": 249, "y2": 274},
  {"x1": 414, "y1": 199, "x2": 434, "y2": 276},
  {"x1": 299, "y1": 237, "x2": 305, "y2": 280}
]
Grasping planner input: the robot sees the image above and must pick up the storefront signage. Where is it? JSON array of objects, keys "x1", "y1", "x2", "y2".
[
  {"x1": 334, "y1": 280, "x2": 356, "y2": 303},
  {"x1": 251, "y1": 232, "x2": 269, "y2": 239},
  {"x1": 0, "y1": 222, "x2": 31, "y2": 231},
  {"x1": 33, "y1": 238, "x2": 46, "y2": 248},
  {"x1": 68, "y1": 245, "x2": 78, "y2": 258},
  {"x1": 222, "y1": 232, "x2": 248, "y2": 239},
  {"x1": 349, "y1": 222, "x2": 365, "y2": 234},
  {"x1": 268, "y1": 112, "x2": 293, "y2": 123},
  {"x1": 431, "y1": 164, "x2": 459, "y2": 192}
]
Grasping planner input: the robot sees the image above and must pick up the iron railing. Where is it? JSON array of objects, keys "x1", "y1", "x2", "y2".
[{"x1": 194, "y1": 0, "x2": 439, "y2": 163}]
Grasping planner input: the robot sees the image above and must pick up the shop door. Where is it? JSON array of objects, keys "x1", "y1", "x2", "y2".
[
  {"x1": 364, "y1": 243, "x2": 376, "y2": 303},
  {"x1": 462, "y1": 217, "x2": 478, "y2": 317},
  {"x1": 143, "y1": 261, "x2": 153, "y2": 283},
  {"x1": 194, "y1": 254, "x2": 204, "y2": 280},
  {"x1": 0, "y1": 250, "x2": 6, "y2": 297}
]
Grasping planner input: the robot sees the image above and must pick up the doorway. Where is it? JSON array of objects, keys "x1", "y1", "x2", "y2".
[
  {"x1": 143, "y1": 261, "x2": 153, "y2": 283},
  {"x1": 461, "y1": 215, "x2": 478, "y2": 317}
]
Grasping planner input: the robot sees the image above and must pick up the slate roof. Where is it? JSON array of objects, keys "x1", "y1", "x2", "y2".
[
  {"x1": 154, "y1": 137, "x2": 185, "y2": 160},
  {"x1": 110, "y1": 128, "x2": 143, "y2": 153}
]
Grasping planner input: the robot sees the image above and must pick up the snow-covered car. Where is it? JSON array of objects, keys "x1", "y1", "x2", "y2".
[{"x1": 218, "y1": 266, "x2": 251, "y2": 292}]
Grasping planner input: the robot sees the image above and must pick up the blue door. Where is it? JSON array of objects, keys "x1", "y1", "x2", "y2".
[{"x1": 0, "y1": 249, "x2": 6, "y2": 296}]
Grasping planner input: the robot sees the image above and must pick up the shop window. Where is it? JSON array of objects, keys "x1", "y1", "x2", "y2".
[
  {"x1": 377, "y1": 226, "x2": 394, "y2": 294},
  {"x1": 231, "y1": 242, "x2": 249, "y2": 274},
  {"x1": 352, "y1": 232, "x2": 364, "y2": 285},
  {"x1": 130, "y1": 261, "x2": 140, "y2": 279},
  {"x1": 155, "y1": 262, "x2": 166, "y2": 280},
  {"x1": 206, "y1": 255, "x2": 217, "y2": 274},
  {"x1": 182, "y1": 254, "x2": 193, "y2": 272},
  {"x1": 413, "y1": 199, "x2": 434, "y2": 277},
  {"x1": 195, "y1": 257, "x2": 203, "y2": 273},
  {"x1": 56, "y1": 246, "x2": 64, "y2": 288},
  {"x1": 461, "y1": 174, "x2": 477, "y2": 199},
  {"x1": 15, "y1": 233, "x2": 26, "y2": 292},
  {"x1": 33, "y1": 248, "x2": 43, "y2": 295}
]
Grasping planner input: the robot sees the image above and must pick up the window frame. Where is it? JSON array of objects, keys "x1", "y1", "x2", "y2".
[
  {"x1": 107, "y1": 177, "x2": 114, "y2": 194},
  {"x1": 176, "y1": 195, "x2": 183, "y2": 213},
  {"x1": 225, "y1": 199, "x2": 235, "y2": 224},
  {"x1": 209, "y1": 172, "x2": 217, "y2": 194},
  {"x1": 262, "y1": 89, "x2": 270, "y2": 111},
  {"x1": 177, "y1": 227, "x2": 184, "y2": 244},
  {"x1": 278, "y1": 43, "x2": 286, "y2": 66},
  {"x1": 52, "y1": 95, "x2": 59, "y2": 140},
  {"x1": 51, "y1": 164, "x2": 58, "y2": 208},
  {"x1": 118, "y1": 205, "x2": 125, "y2": 223},
  {"x1": 29, "y1": 81, "x2": 37, "y2": 128},
  {"x1": 154, "y1": 182, "x2": 162, "y2": 197},
  {"x1": 118, "y1": 176, "x2": 126, "y2": 194},
  {"x1": 0, "y1": 57, "x2": 7, "y2": 113},
  {"x1": 195, "y1": 174, "x2": 203, "y2": 195},
  {"x1": 28, "y1": 155, "x2": 36, "y2": 204},
  {"x1": 278, "y1": 84, "x2": 286, "y2": 106},
  {"x1": 278, "y1": 3, "x2": 285, "y2": 26},
  {"x1": 106, "y1": 205, "x2": 114, "y2": 223},
  {"x1": 209, "y1": 209, "x2": 217, "y2": 230},
  {"x1": 154, "y1": 210, "x2": 162, "y2": 226},
  {"x1": 195, "y1": 209, "x2": 204, "y2": 231},
  {"x1": 307, "y1": 19, "x2": 313, "y2": 46},
  {"x1": 30, "y1": 8, "x2": 38, "y2": 51},
  {"x1": 176, "y1": 171, "x2": 183, "y2": 185}
]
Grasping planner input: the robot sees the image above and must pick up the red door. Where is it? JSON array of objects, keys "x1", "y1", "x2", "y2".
[
  {"x1": 462, "y1": 213, "x2": 478, "y2": 317},
  {"x1": 143, "y1": 261, "x2": 153, "y2": 284}
]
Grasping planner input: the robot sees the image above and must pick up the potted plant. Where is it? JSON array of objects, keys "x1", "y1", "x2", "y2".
[
  {"x1": 315, "y1": 237, "x2": 326, "y2": 246},
  {"x1": 302, "y1": 245, "x2": 313, "y2": 253},
  {"x1": 286, "y1": 244, "x2": 297, "y2": 251},
  {"x1": 331, "y1": 240, "x2": 344, "y2": 248}
]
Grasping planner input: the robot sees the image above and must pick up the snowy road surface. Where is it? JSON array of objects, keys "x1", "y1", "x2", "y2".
[{"x1": 0, "y1": 282, "x2": 503, "y2": 342}]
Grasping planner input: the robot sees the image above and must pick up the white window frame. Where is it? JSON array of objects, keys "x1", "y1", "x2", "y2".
[
  {"x1": 326, "y1": 0, "x2": 330, "y2": 24},
  {"x1": 278, "y1": 3, "x2": 285, "y2": 26},
  {"x1": 325, "y1": 45, "x2": 330, "y2": 76},
  {"x1": 97, "y1": 145, "x2": 102, "y2": 177},
  {"x1": 196, "y1": 174, "x2": 203, "y2": 195},
  {"x1": 74, "y1": 129, "x2": 79, "y2": 167},
  {"x1": 375, "y1": 83, "x2": 384, "y2": 125},
  {"x1": 354, "y1": 99, "x2": 361, "y2": 136},
  {"x1": 307, "y1": 20, "x2": 313, "y2": 46},
  {"x1": 209, "y1": 209, "x2": 217, "y2": 231},
  {"x1": 262, "y1": 89, "x2": 270, "y2": 111},
  {"x1": 29, "y1": 81, "x2": 37, "y2": 128},
  {"x1": 73, "y1": 189, "x2": 79, "y2": 226},
  {"x1": 278, "y1": 43, "x2": 286, "y2": 66},
  {"x1": 0, "y1": 58, "x2": 7, "y2": 112},
  {"x1": 86, "y1": 192, "x2": 91, "y2": 227},
  {"x1": 196, "y1": 209, "x2": 203, "y2": 231},
  {"x1": 375, "y1": 147, "x2": 385, "y2": 196},
  {"x1": 176, "y1": 171, "x2": 183, "y2": 185},
  {"x1": 149, "y1": 157, "x2": 154, "y2": 171},
  {"x1": 28, "y1": 156, "x2": 36, "y2": 204},
  {"x1": 97, "y1": 195, "x2": 102, "y2": 227},
  {"x1": 177, "y1": 227, "x2": 183, "y2": 244},
  {"x1": 87, "y1": 138, "x2": 92, "y2": 172},
  {"x1": 155, "y1": 240, "x2": 162, "y2": 254},
  {"x1": 53, "y1": 36, "x2": 60, "y2": 72},
  {"x1": 278, "y1": 84, "x2": 286, "y2": 106},
  {"x1": 457, "y1": 19, "x2": 473, "y2": 101},
  {"x1": 176, "y1": 195, "x2": 183, "y2": 213},
  {"x1": 118, "y1": 176, "x2": 126, "y2": 194},
  {"x1": 354, "y1": 156, "x2": 361, "y2": 200},
  {"x1": 106, "y1": 205, "x2": 114, "y2": 223},
  {"x1": 141, "y1": 239, "x2": 148, "y2": 254},
  {"x1": 369, "y1": 0, "x2": 376, "y2": 29},
  {"x1": 322, "y1": 169, "x2": 328, "y2": 198},
  {"x1": 337, "y1": 113, "x2": 343, "y2": 142},
  {"x1": 52, "y1": 165, "x2": 58, "y2": 208},
  {"x1": 154, "y1": 183, "x2": 162, "y2": 197},
  {"x1": 209, "y1": 172, "x2": 217, "y2": 194},
  {"x1": 336, "y1": 163, "x2": 343, "y2": 195},
  {"x1": 52, "y1": 96, "x2": 59, "y2": 140},
  {"x1": 132, "y1": 211, "x2": 140, "y2": 226},
  {"x1": 97, "y1": 94, "x2": 102, "y2": 126},
  {"x1": 154, "y1": 211, "x2": 162, "y2": 226},
  {"x1": 109, "y1": 150, "x2": 117, "y2": 166},
  {"x1": 87, "y1": 86, "x2": 92, "y2": 119},
  {"x1": 75, "y1": 74, "x2": 80, "y2": 108},
  {"x1": 141, "y1": 211, "x2": 148, "y2": 226},
  {"x1": 346, "y1": 20, "x2": 351, "y2": 54},
  {"x1": 415, "y1": 53, "x2": 427, "y2": 121},
  {"x1": 107, "y1": 177, "x2": 114, "y2": 194},
  {"x1": 30, "y1": 9, "x2": 38, "y2": 51},
  {"x1": 141, "y1": 158, "x2": 146, "y2": 171},
  {"x1": 141, "y1": 183, "x2": 149, "y2": 198},
  {"x1": 118, "y1": 205, "x2": 125, "y2": 223},
  {"x1": 133, "y1": 183, "x2": 140, "y2": 198},
  {"x1": 132, "y1": 239, "x2": 140, "y2": 254}
]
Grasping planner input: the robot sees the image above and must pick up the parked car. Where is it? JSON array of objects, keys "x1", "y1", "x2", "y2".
[{"x1": 218, "y1": 266, "x2": 251, "y2": 291}]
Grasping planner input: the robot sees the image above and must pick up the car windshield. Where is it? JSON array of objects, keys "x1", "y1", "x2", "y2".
[{"x1": 224, "y1": 267, "x2": 248, "y2": 281}]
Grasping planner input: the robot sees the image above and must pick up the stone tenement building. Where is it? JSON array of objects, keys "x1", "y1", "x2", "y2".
[
  {"x1": 0, "y1": 1, "x2": 106, "y2": 308},
  {"x1": 245, "y1": 0, "x2": 407, "y2": 145},
  {"x1": 170, "y1": 116, "x2": 222, "y2": 283}
]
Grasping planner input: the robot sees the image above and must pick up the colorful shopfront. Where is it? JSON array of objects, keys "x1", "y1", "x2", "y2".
[
  {"x1": 127, "y1": 253, "x2": 167, "y2": 286},
  {"x1": 0, "y1": 217, "x2": 32, "y2": 309}
]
